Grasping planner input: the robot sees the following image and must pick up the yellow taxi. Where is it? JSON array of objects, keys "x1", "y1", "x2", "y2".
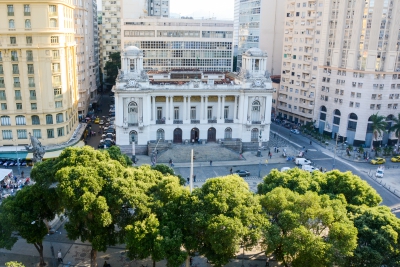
[
  {"x1": 94, "y1": 117, "x2": 100, "y2": 124},
  {"x1": 370, "y1": 157, "x2": 386, "y2": 165},
  {"x1": 391, "y1": 155, "x2": 400, "y2": 163}
]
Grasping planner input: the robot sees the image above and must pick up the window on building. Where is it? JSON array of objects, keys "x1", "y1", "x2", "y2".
[
  {"x1": 174, "y1": 107, "x2": 179, "y2": 120},
  {"x1": 56, "y1": 113, "x2": 63, "y2": 123},
  {"x1": 10, "y1": 37, "x2": 16, "y2": 44},
  {"x1": 7, "y1": 5, "x2": 14, "y2": 16},
  {"x1": 50, "y1": 36, "x2": 59, "y2": 44},
  {"x1": 2, "y1": 130, "x2": 12, "y2": 140},
  {"x1": 27, "y1": 64, "x2": 34, "y2": 74},
  {"x1": 26, "y1": 36, "x2": 32, "y2": 44},
  {"x1": 54, "y1": 88, "x2": 61, "y2": 96},
  {"x1": 224, "y1": 127, "x2": 232, "y2": 140},
  {"x1": 190, "y1": 107, "x2": 196, "y2": 120},
  {"x1": 1, "y1": 116, "x2": 11, "y2": 126},
  {"x1": 57, "y1": 127, "x2": 64, "y2": 137},
  {"x1": 29, "y1": 77, "x2": 35, "y2": 87},
  {"x1": 251, "y1": 128, "x2": 259, "y2": 142},
  {"x1": 52, "y1": 50, "x2": 59, "y2": 59},
  {"x1": 12, "y1": 64, "x2": 19, "y2": 74},
  {"x1": 15, "y1": 115, "x2": 25, "y2": 125},
  {"x1": 157, "y1": 107, "x2": 162, "y2": 120},
  {"x1": 47, "y1": 129, "x2": 54, "y2": 138},
  {"x1": 33, "y1": 129, "x2": 41, "y2": 139},
  {"x1": 1, "y1": 103, "x2": 6, "y2": 110},
  {"x1": 31, "y1": 103, "x2": 37, "y2": 110},
  {"x1": 11, "y1": 51, "x2": 18, "y2": 61},
  {"x1": 32, "y1": 115, "x2": 40, "y2": 125},
  {"x1": 55, "y1": 101, "x2": 62, "y2": 108},
  {"x1": 50, "y1": 19, "x2": 57, "y2": 27},
  {"x1": 26, "y1": 50, "x2": 33, "y2": 61},
  {"x1": 46, "y1": 114, "x2": 53, "y2": 124},
  {"x1": 207, "y1": 106, "x2": 213, "y2": 119},
  {"x1": 16, "y1": 103, "x2": 22, "y2": 110},
  {"x1": 17, "y1": 129, "x2": 27, "y2": 139},
  {"x1": 156, "y1": 129, "x2": 165, "y2": 140},
  {"x1": 224, "y1": 106, "x2": 229, "y2": 119},
  {"x1": 49, "y1": 5, "x2": 57, "y2": 14},
  {"x1": 24, "y1": 5, "x2": 30, "y2": 16},
  {"x1": 25, "y1": 19, "x2": 31, "y2": 29},
  {"x1": 9, "y1": 19, "x2": 15, "y2": 29}
]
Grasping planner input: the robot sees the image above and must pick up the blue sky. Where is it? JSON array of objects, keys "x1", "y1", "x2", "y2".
[{"x1": 98, "y1": 0, "x2": 234, "y2": 20}]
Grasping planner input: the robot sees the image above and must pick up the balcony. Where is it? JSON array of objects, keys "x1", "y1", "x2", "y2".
[
  {"x1": 252, "y1": 121, "x2": 262, "y2": 124},
  {"x1": 128, "y1": 123, "x2": 138, "y2": 126},
  {"x1": 0, "y1": 96, "x2": 6, "y2": 100},
  {"x1": 156, "y1": 119, "x2": 165, "y2": 124},
  {"x1": 12, "y1": 70, "x2": 19, "y2": 74},
  {"x1": 29, "y1": 83, "x2": 35, "y2": 87},
  {"x1": 225, "y1": 119, "x2": 234, "y2": 123},
  {"x1": 54, "y1": 94, "x2": 63, "y2": 99},
  {"x1": 8, "y1": 12, "x2": 14, "y2": 16},
  {"x1": 14, "y1": 82, "x2": 20, "y2": 87},
  {"x1": 24, "y1": 12, "x2": 30, "y2": 16},
  {"x1": 0, "y1": 83, "x2": 4, "y2": 88},
  {"x1": 191, "y1": 120, "x2": 200, "y2": 124},
  {"x1": 208, "y1": 119, "x2": 217, "y2": 123},
  {"x1": 30, "y1": 96, "x2": 36, "y2": 100},
  {"x1": 173, "y1": 120, "x2": 183, "y2": 124},
  {"x1": 27, "y1": 56, "x2": 33, "y2": 61},
  {"x1": 15, "y1": 96, "x2": 22, "y2": 100},
  {"x1": 11, "y1": 56, "x2": 18, "y2": 61}
]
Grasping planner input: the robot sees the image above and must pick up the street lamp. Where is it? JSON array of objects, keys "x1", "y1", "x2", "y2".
[{"x1": 333, "y1": 133, "x2": 340, "y2": 169}]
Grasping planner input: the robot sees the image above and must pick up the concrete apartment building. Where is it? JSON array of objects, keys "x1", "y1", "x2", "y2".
[
  {"x1": 278, "y1": 0, "x2": 400, "y2": 146},
  {"x1": 101, "y1": 0, "x2": 170, "y2": 71},
  {"x1": 0, "y1": 1, "x2": 80, "y2": 146},
  {"x1": 75, "y1": 0, "x2": 101, "y2": 118},
  {"x1": 234, "y1": 0, "x2": 285, "y2": 75},
  {"x1": 121, "y1": 17, "x2": 234, "y2": 72}
]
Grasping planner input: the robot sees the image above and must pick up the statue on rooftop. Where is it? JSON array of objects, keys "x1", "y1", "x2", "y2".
[{"x1": 26, "y1": 132, "x2": 46, "y2": 163}]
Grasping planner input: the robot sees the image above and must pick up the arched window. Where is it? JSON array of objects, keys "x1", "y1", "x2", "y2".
[
  {"x1": 251, "y1": 128, "x2": 259, "y2": 142},
  {"x1": 319, "y1": 105, "x2": 327, "y2": 121},
  {"x1": 56, "y1": 113, "x2": 63, "y2": 123},
  {"x1": 156, "y1": 129, "x2": 165, "y2": 140},
  {"x1": 25, "y1": 19, "x2": 31, "y2": 29},
  {"x1": 251, "y1": 100, "x2": 261, "y2": 122},
  {"x1": 333, "y1": 109, "x2": 341, "y2": 125},
  {"x1": 348, "y1": 113, "x2": 358, "y2": 131},
  {"x1": 128, "y1": 101, "x2": 138, "y2": 125},
  {"x1": 49, "y1": 18, "x2": 57, "y2": 28},
  {"x1": 224, "y1": 127, "x2": 232, "y2": 139},
  {"x1": 32, "y1": 115, "x2": 40, "y2": 125},
  {"x1": 9, "y1": 19, "x2": 15, "y2": 29},
  {"x1": 15, "y1": 115, "x2": 26, "y2": 125},
  {"x1": 1, "y1": 116, "x2": 11, "y2": 126},
  {"x1": 129, "y1": 130, "x2": 138, "y2": 144},
  {"x1": 46, "y1": 114, "x2": 53, "y2": 124}
]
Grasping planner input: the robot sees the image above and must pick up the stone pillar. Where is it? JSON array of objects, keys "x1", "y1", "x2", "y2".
[
  {"x1": 170, "y1": 96, "x2": 174, "y2": 120},
  {"x1": 221, "y1": 96, "x2": 226, "y2": 120},
  {"x1": 247, "y1": 96, "x2": 252, "y2": 122},
  {"x1": 201, "y1": 96, "x2": 204, "y2": 120},
  {"x1": 187, "y1": 95, "x2": 191, "y2": 120},
  {"x1": 183, "y1": 95, "x2": 187, "y2": 121},
  {"x1": 152, "y1": 96, "x2": 156, "y2": 121},
  {"x1": 238, "y1": 95, "x2": 244, "y2": 122},
  {"x1": 234, "y1": 95, "x2": 238, "y2": 120},
  {"x1": 165, "y1": 96, "x2": 169, "y2": 121},
  {"x1": 205, "y1": 96, "x2": 208, "y2": 120},
  {"x1": 217, "y1": 96, "x2": 221, "y2": 120}
]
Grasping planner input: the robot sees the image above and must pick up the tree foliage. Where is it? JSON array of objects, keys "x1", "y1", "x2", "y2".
[
  {"x1": 260, "y1": 187, "x2": 357, "y2": 267},
  {"x1": 186, "y1": 175, "x2": 266, "y2": 267},
  {"x1": 390, "y1": 113, "x2": 400, "y2": 149},
  {"x1": 258, "y1": 169, "x2": 382, "y2": 207},
  {"x1": 105, "y1": 146, "x2": 132, "y2": 167},
  {"x1": 151, "y1": 164, "x2": 186, "y2": 185},
  {"x1": 104, "y1": 52, "x2": 121, "y2": 84},
  {"x1": 345, "y1": 205, "x2": 400, "y2": 266},
  {"x1": 369, "y1": 113, "x2": 387, "y2": 149},
  {"x1": 5, "y1": 262, "x2": 25, "y2": 267}
]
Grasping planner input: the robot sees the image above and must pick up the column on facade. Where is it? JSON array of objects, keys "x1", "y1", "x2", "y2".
[
  {"x1": 139, "y1": 98, "x2": 143, "y2": 123},
  {"x1": 238, "y1": 95, "x2": 243, "y2": 122},
  {"x1": 234, "y1": 96, "x2": 238, "y2": 121},
  {"x1": 221, "y1": 96, "x2": 226, "y2": 120},
  {"x1": 200, "y1": 96, "x2": 204, "y2": 120},
  {"x1": 152, "y1": 96, "x2": 156, "y2": 121},
  {"x1": 170, "y1": 96, "x2": 174, "y2": 120},
  {"x1": 247, "y1": 96, "x2": 252, "y2": 122},
  {"x1": 183, "y1": 96, "x2": 187, "y2": 121},
  {"x1": 165, "y1": 96, "x2": 169, "y2": 121},
  {"x1": 217, "y1": 96, "x2": 221, "y2": 120},
  {"x1": 187, "y1": 96, "x2": 191, "y2": 120},
  {"x1": 261, "y1": 97, "x2": 266, "y2": 122},
  {"x1": 144, "y1": 95, "x2": 151, "y2": 124},
  {"x1": 204, "y1": 96, "x2": 208, "y2": 120}
]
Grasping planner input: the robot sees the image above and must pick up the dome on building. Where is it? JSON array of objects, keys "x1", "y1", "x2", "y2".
[
  {"x1": 124, "y1": 46, "x2": 142, "y2": 56},
  {"x1": 244, "y1": 47, "x2": 267, "y2": 57}
]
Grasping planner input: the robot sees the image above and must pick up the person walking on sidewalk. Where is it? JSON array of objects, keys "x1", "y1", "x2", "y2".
[
  {"x1": 58, "y1": 249, "x2": 63, "y2": 263},
  {"x1": 210, "y1": 160, "x2": 212, "y2": 166}
]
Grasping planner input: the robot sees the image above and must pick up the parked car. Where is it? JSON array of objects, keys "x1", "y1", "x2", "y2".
[
  {"x1": 99, "y1": 120, "x2": 105, "y2": 125},
  {"x1": 375, "y1": 167, "x2": 384, "y2": 178},
  {"x1": 290, "y1": 129, "x2": 300, "y2": 134},
  {"x1": 235, "y1": 170, "x2": 250, "y2": 177},
  {"x1": 370, "y1": 157, "x2": 386, "y2": 165},
  {"x1": 391, "y1": 155, "x2": 400, "y2": 162}
]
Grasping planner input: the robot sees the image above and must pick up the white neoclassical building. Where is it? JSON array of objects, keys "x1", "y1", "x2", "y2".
[{"x1": 113, "y1": 46, "x2": 273, "y2": 152}]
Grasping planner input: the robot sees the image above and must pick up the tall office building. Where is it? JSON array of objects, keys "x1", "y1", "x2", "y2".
[
  {"x1": 121, "y1": 17, "x2": 233, "y2": 72},
  {"x1": 0, "y1": 1, "x2": 80, "y2": 146},
  {"x1": 234, "y1": 0, "x2": 285, "y2": 75},
  {"x1": 279, "y1": 0, "x2": 400, "y2": 146},
  {"x1": 75, "y1": 0, "x2": 100, "y2": 117},
  {"x1": 101, "y1": 0, "x2": 170, "y2": 71}
]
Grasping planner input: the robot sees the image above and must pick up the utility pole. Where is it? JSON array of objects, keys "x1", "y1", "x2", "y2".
[{"x1": 333, "y1": 133, "x2": 340, "y2": 169}]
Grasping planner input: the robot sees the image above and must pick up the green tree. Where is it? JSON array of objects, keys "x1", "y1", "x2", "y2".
[
  {"x1": 260, "y1": 187, "x2": 358, "y2": 267},
  {"x1": 54, "y1": 146, "x2": 134, "y2": 267},
  {"x1": 369, "y1": 113, "x2": 387, "y2": 149},
  {"x1": 151, "y1": 164, "x2": 186, "y2": 185},
  {"x1": 390, "y1": 113, "x2": 400, "y2": 150},
  {"x1": 345, "y1": 205, "x2": 400, "y2": 266},
  {"x1": 186, "y1": 175, "x2": 266, "y2": 267},
  {"x1": 105, "y1": 146, "x2": 132, "y2": 167},
  {"x1": 0, "y1": 184, "x2": 61, "y2": 266},
  {"x1": 5, "y1": 262, "x2": 25, "y2": 267},
  {"x1": 104, "y1": 52, "x2": 121, "y2": 85}
]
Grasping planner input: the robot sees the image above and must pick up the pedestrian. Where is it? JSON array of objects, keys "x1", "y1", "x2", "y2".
[
  {"x1": 274, "y1": 133, "x2": 276, "y2": 138},
  {"x1": 269, "y1": 152, "x2": 272, "y2": 159},
  {"x1": 274, "y1": 147, "x2": 276, "y2": 153},
  {"x1": 230, "y1": 168, "x2": 233, "y2": 174},
  {"x1": 169, "y1": 158, "x2": 172, "y2": 167},
  {"x1": 210, "y1": 160, "x2": 212, "y2": 166},
  {"x1": 187, "y1": 177, "x2": 189, "y2": 184},
  {"x1": 193, "y1": 174, "x2": 196, "y2": 182},
  {"x1": 303, "y1": 146, "x2": 305, "y2": 150},
  {"x1": 319, "y1": 167, "x2": 323, "y2": 172},
  {"x1": 310, "y1": 140, "x2": 312, "y2": 145},
  {"x1": 57, "y1": 250, "x2": 63, "y2": 263},
  {"x1": 266, "y1": 258, "x2": 270, "y2": 267}
]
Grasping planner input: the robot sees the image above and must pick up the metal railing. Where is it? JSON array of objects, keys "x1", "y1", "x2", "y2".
[
  {"x1": 224, "y1": 119, "x2": 234, "y2": 123},
  {"x1": 156, "y1": 119, "x2": 165, "y2": 124},
  {"x1": 191, "y1": 120, "x2": 200, "y2": 124},
  {"x1": 208, "y1": 119, "x2": 217, "y2": 123},
  {"x1": 173, "y1": 120, "x2": 183, "y2": 124},
  {"x1": 252, "y1": 121, "x2": 261, "y2": 124},
  {"x1": 14, "y1": 82, "x2": 20, "y2": 87}
]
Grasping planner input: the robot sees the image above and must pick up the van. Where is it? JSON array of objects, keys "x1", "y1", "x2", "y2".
[
  {"x1": 302, "y1": 165, "x2": 318, "y2": 172},
  {"x1": 295, "y1": 158, "x2": 312, "y2": 165}
]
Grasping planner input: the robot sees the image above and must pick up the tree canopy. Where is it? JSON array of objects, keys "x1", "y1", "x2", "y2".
[
  {"x1": 104, "y1": 52, "x2": 121, "y2": 85},
  {"x1": 260, "y1": 187, "x2": 357, "y2": 267}
]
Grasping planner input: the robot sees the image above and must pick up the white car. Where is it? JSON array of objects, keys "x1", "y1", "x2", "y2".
[
  {"x1": 290, "y1": 129, "x2": 300, "y2": 134},
  {"x1": 375, "y1": 167, "x2": 384, "y2": 178},
  {"x1": 99, "y1": 120, "x2": 104, "y2": 125}
]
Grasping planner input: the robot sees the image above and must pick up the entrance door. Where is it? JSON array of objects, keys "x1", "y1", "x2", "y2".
[
  {"x1": 173, "y1": 128, "x2": 182, "y2": 143},
  {"x1": 191, "y1": 128, "x2": 199, "y2": 142},
  {"x1": 207, "y1": 127, "x2": 216, "y2": 142}
]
